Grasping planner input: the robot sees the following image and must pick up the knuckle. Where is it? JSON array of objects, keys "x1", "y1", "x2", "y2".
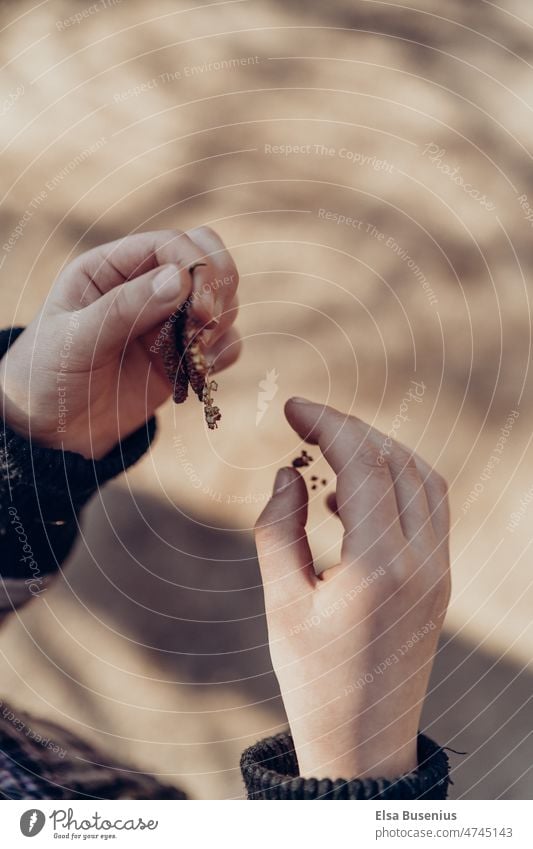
[
  {"x1": 192, "y1": 225, "x2": 218, "y2": 241},
  {"x1": 157, "y1": 229, "x2": 195, "y2": 262},
  {"x1": 356, "y1": 440, "x2": 384, "y2": 470},
  {"x1": 161, "y1": 228, "x2": 185, "y2": 245},
  {"x1": 389, "y1": 442, "x2": 417, "y2": 470},
  {"x1": 187, "y1": 225, "x2": 220, "y2": 254},
  {"x1": 387, "y1": 554, "x2": 412, "y2": 585},
  {"x1": 109, "y1": 289, "x2": 131, "y2": 330},
  {"x1": 400, "y1": 447, "x2": 417, "y2": 467}
]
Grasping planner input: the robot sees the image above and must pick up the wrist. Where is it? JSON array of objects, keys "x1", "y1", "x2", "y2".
[
  {"x1": 241, "y1": 731, "x2": 450, "y2": 799},
  {"x1": 0, "y1": 381, "x2": 118, "y2": 460},
  {"x1": 295, "y1": 732, "x2": 418, "y2": 781},
  {"x1": 290, "y1": 716, "x2": 419, "y2": 781}
]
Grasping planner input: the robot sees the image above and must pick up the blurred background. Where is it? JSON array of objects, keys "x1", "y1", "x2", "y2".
[{"x1": 0, "y1": 0, "x2": 532, "y2": 799}]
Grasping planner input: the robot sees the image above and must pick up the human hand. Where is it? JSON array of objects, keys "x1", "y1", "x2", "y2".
[
  {"x1": 0, "y1": 227, "x2": 240, "y2": 459},
  {"x1": 255, "y1": 398, "x2": 450, "y2": 781}
]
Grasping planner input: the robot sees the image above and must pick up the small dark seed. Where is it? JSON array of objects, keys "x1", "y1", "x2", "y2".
[{"x1": 291, "y1": 450, "x2": 314, "y2": 468}]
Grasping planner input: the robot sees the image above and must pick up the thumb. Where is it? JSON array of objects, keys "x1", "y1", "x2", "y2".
[
  {"x1": 84, "y1": 263, "x2": 192, "y2": 359},
  {"x1": 255, "y1": 467, "x2": 316, "y2": 606}
]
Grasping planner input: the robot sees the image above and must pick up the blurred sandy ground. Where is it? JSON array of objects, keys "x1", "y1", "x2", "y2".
[{"x1": 0, "y1": 0, "x2": 532, "y2": 797}]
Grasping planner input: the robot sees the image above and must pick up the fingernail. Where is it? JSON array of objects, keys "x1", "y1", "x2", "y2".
[
  {"x1": 273, "y1": 467, "x2": 293, "y2": 494},
  {"x1": 289, "y1": 396, "x2": 312, "y2": 405},
  {"x1": 153, "y1": 265, "x2": 182, "y2": 300}
]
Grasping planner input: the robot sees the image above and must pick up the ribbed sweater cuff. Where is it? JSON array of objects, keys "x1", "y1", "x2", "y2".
[
  {"x1": 240, "y1": 732, "x2": 450, "y2": 800},
  {"x1": 0, "y1": 413, "x2": 157, "y2": 503}
]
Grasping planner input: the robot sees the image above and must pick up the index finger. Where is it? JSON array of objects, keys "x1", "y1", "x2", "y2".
[
  {"x1": 54, "y1": 229, "x2": 235, "y2": 326},
  {"x1": 285, "y1": 398, "x2": 403, "y2": 563}
]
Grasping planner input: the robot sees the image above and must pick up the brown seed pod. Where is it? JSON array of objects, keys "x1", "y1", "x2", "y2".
[
  {"x1": 159, "y1": 266, "x2": 222, "y2": 429},
  {"x1": 160, "y1": 306, "x2": 189, "y2": 403},
  {"x1": 183, "y1": 319, "x2": 208, "y2": 400}
]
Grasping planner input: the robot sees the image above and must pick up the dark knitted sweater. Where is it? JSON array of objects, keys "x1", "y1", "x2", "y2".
[{"x1": 0, "y1": 327, "x2": 450, "y2": 800}]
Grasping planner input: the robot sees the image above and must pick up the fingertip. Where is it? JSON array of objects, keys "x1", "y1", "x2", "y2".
[
  {"x1": 270, "y1": 467, "x2": 309, "y2": 522},
  {"x1": 285, "y1": 396, "x2": 314, "y2": 412},
  {"x1": 284, "y1": 397, "x2": 322, "y2": 443},
  {"x1": 273, "y1": 466, "x2": 297, "y2": 495}
]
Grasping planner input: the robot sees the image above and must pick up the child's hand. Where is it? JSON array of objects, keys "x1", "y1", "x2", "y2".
[
  {"x1": 0, "y1": 228, "x2": 240, "y2": 458},
  {"x1": 255, "y1": 398, "x2": 450, "y2": 781}
]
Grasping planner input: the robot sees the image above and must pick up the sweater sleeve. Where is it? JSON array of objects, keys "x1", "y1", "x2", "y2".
[
  {"x1": 0, "y1": 327, "x2": 156, "y2": 617},
  {"x1": 240, "y1": 731, "x2": 450, "y2": 800}
]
